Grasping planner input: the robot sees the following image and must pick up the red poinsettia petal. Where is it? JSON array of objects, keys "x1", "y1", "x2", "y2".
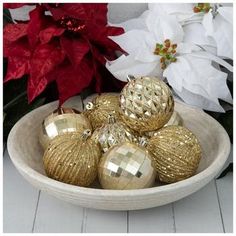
[
  {"x1": 4, "y1": 56, "x2": 29, "y2": 82},
  {"x1": 3, "y1": 23, "x2": 28, "y2": 42},
  {"x1": 54, "y1": 59, "x2": 94, "y2": 105},
  {"x1": 3, "y1": 3, "x2": 31, "y2": 9},
  {"x1": 60, "y1": 36, "x2": 90, "y2": 67},
  {"x1": 46, "y1": 3, "x2": 87, "y2": 21},
  {"x1": 28, "y1": 42, "x2": 65, "y2": 102},
  {"x1": 27, "y1": 76, "x2": 48, "y2": 103},
  {"x1": 83, "y1": 3, "x2": 108, "y2": 26},
  {"x1": 39, "y1": 25, "x2": 65, "y2": 44},
  {"x1": 27, "y1": 5, "x2": 46, "y2": 48},
  {"x1": 3, "y1": 38, "x2": 31, "y2": 58}
]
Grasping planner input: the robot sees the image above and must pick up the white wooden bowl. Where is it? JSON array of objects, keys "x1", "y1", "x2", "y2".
[{"x1": 7, "y1": 96, "x2": 230, "y2": 211}]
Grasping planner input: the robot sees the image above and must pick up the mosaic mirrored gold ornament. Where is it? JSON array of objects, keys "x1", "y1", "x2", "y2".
[
  {"x1": 147, "y1": 125, "x2": 202, "y2": 183},
  {"x1": 91, "y1": 114, "x2": 138, "y2": 153},
  {"x1": 145, "y1": 111, "x2": 183, "y2": 138},
  {"x1": 84, "y1": 93, "x2": 121, "y2": 130},
  {"x1": 120, "y1": 76, "x2": 174, "y2": 133},
  {"x1": 39, "y1": 107, "x2": 92, "y2": 150},
  {"x1": 43, "y1": 130, "x2": 101, "y2": 187},
  {"x1": 98, "y1": 142, "x2": 156, "y2": 190}
]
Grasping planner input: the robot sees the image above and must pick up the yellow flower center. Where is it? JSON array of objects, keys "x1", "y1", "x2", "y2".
[
  {"x1": 193, "y1": 3, "x2": 211, "y2": 13},
  {"x1": 153, "y1": 39, "x2": 177, "y2": 70}
]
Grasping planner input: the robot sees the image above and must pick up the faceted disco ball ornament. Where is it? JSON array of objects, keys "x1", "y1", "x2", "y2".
[
  {"x1": 39, "y1": 107, "x2": 91, "y2": 150},
  {"x1": 147, "y1": 125, "x2": 202, "y2": 183},
  {"x1": 98, "y1": 142, "x2": 156, "y2": 190},
  {"x1": 84, "y1": 93, "x2": 121, "y2": 130},
  {"x1": 145, "y1": 111, "x2": 183, "y2": 138},
  {"x1": 91, "y1": 114, "x2": 138, "y2": 153},
  {"x1": 43, "y1": 130, "x2": 101, "y2": 187},
  {"x1": 120, "y1": 76, "x2": 174, "y2": 133}
]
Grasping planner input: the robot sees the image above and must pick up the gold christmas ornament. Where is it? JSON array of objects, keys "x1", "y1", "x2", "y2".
[
  {"x1": 84, "y1": 93, "x2": 121, "y2": 130},
  {"x1": 147, "y1": 125, "x2": 202, "y2": 183},
  {"x1": 91, "y1": 114, "x2": 138, "y2": 153},
  {"x1": 98, "y1": 142, "x2": 156, "y2": 190},
  {"x1": 145, "y1": 111, "x2": 183, "y2": 138},
  {"x1": 120, "y1": 75, "x2": 174, "y2": 133},
  {"x1": 43, "y1": 130, "x2": 101, "y2": 187},
  {"x1": 39, "y1": 107, "x2": 92, "y2": 150}
]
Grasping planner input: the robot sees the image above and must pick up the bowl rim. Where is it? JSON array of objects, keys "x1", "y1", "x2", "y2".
[{"x1": 7, "y1": 100, "x2": 231, "y2": 197}]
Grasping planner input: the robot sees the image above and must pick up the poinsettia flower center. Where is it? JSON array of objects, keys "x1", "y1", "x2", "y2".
[
  {"x1": 193, "y1": 3, "x2": 211, "y2": 13},
  {"x1": 154, "y1": 39, "x2": 177, "y2": 70},
  {"x1": 58, "y1": 16, "x2": 86, "y2": 33}
]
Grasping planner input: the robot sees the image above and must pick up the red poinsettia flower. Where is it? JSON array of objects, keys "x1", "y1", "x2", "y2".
[{"x1": 3, "y1": 3, "x2": 124, "y2": 105}]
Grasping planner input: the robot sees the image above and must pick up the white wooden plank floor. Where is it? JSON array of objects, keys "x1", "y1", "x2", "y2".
[{"x1": 3, "y1": 148, "x2": 233, "y2": 233}]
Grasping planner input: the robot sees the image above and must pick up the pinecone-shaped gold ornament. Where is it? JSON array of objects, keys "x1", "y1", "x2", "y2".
[
  {"x1": 91, "y1": 114, "x2": 138, "y2": 153},
  {"x1": 147, "y1": 125, "x2": 202, "y2": 183},
  {"x1": 84, "y1": 93, "x2": 121, "y2": 130},
  {"x1": 43, "y1": 130, "x2": 101, "y2": 186},
  {"x1": 120, "y1": 76, "x2": 174, "y2": 133},
  {"x1": 39, "y1": 107, "x2": 91, "y2": 150}
]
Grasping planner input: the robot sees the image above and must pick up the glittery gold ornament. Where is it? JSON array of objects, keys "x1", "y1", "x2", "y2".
[
  {"x1": 145, "y1": 111, "x2": 183, "y2": 138},
  {"x1": 120, "y1": 76, "x2": 174, "y2": 133},
  {"x1": 43, "y1": 130, "x2": 101, "y2": 186},
  {"x1": 39, "y1": 107, "x2": 92, "y2": 150},
  {"x1": 147, "y1": 125, "x2": 202, "y2": 183},
  {"x1": 98, "y1": 142, "x2": 156, "y2": 190},
  {"x1": 91, "y1": 114, "x2": 138, "y2": 153},
  {"x1": 84, "y1": 93, "x2": 121, "y2": 130}
]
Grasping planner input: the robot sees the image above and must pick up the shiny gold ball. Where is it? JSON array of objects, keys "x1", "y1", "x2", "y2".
[
  {"x1": 84, "y1": 93, "x2": 121, "y2": 130},
  {"x1": 145, "y1": 111, "x2": 183, "y2": 138},
  {"x1": 98, "y1": 142, "x2": 156, "y2": 190},
  {"x1": 120, "y1": 76, "x2": 174, "y2": 133},
  {"x1": 147, "y1": 125, "x2": 202, "y2": 183},
  {"x1": 39, "y1": 107, "x2": 92, "y2": 150},
  {"x1": 91, "y1": 114, "x2": 138, "y2": 153},
  {"x1": 43, "y1": 130, "x2": 101, "y2": 187}
]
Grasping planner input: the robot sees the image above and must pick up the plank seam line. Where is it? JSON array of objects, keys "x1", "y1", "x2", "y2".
[
  {"x1": 81, "y1": 208, "x2": 87, "y2": 233},
  {"x1": 214, "y1": 178, "x2": 226, "y2": 233},
  {"x1": 171, "y1": 203, "x2": 176, "y2": 233},
  {"x1": 127, "y1": 211, "x2": 129, "y2": 233},
  {"x1": 31, "y1": 190, "x2": 41, "y2": 233}
]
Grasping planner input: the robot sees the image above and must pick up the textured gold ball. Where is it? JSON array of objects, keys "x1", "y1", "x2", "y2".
[
  {"x1": 98, "y1": 142, "x2": 156, "y2": 190},
  {"x1": 120, "y1": 76, "x2": 174, "y2": 133},
  {"x1": 145, "y1": 111, "x2": 183, "y2": 138},
  {"x1": 147, "y1": 125, "x2": 202, "y2": 183},
  {"x1": 84, "y1": 93, "x2": 121, "y2": 130},
  {"x1": 91, "y1": 115, "x2": 138, "y2": 153},
  {"x1": 43, "y1": 130, "x2": 101, "y2": 187},
  {"x1": 39, "y1": 107, "x2": 92, "y2": 150}
]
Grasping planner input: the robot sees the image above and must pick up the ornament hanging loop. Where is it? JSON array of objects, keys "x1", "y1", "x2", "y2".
[
  {"x1": 108, "y1": 113, "x2": 116, "y2": 124},
  {"x1": 81, "y1": 129, "x2": 92, "y2": 141},
  {"x1": 127, "y1": 74, "x2": 136, "y2": 82},
  {"x1": 86, "y1": 102, "x2": 94, "y2": 110}
]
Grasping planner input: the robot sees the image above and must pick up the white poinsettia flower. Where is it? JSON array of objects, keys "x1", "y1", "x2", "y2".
[
  {"x1": 106, "y1": 9, "x2": 233, "y2": 112},
  {"x1": 149, "y1": 3, "x2": 233, "y2": 59}
]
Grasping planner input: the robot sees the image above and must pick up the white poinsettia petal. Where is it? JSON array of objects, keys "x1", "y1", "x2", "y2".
[
  {"x1": 202, "y1": 11, "x2": 214, "y2": 36},
  {"x1": 217, "y1": 7, "x2": 233, "y2": 24},
  {"x1": 108, "y1": 10, "x2": 149, "y2": 31},
  {"x1": 180, "y1": 54, "x2": 232, "y2": 104},
  {"x1": 106, "y1": 55, "x2": 161, "y2": 82},
  {"x1": 183, "y1": 23, "x2": 216, "y2": 50},
  {"x1": 109, "y1": 30, "x2": 155, "y2": 61},
  {"x1": 145, "y1": 10, "x2": 184, "y2": 43},
  {"x1": 174, "y1": 87, "x2": 225, "y2": 112},
  {"x1": 177, "y1": 42, "x2": 200, "y2": 54}
]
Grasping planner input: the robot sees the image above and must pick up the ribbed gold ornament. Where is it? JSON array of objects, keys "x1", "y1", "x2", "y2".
[
  {"x1": 84, "y1": 93, "x2": 121, "y2": 130},
  {"x1": 145, "y1": 111, "x2": 183, "y2": 138},
  {"x1": 147, "y1": 125, "x2": 202, "y2": 183},
  {"x1": 98, "y1": 142, "x2": 156, "y2": 190},
  {"x1": 120, "y1": 76, "x2": 174, "y2": 133},
  {"x1": 39, "y1": 107, "x2": 92, "y2": 150},
  {"x1": 43, "y1": 130, "x2": 101, "y2": 186},
  {"x1": 91, "y1": 114, "x2": 138, "y2": 153}
]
